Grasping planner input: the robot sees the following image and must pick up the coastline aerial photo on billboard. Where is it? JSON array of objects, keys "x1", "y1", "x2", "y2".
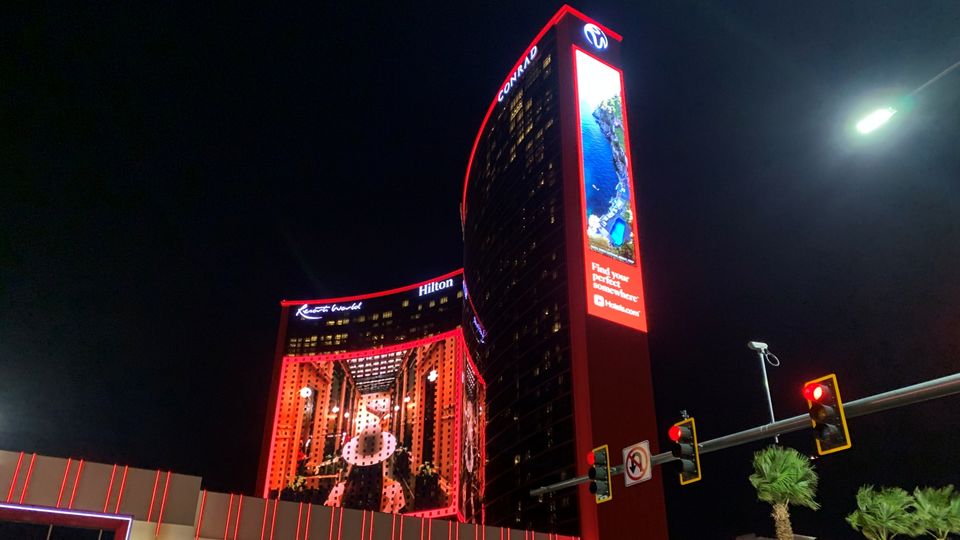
[
  {"x1": 574, "y1": 47, "x2": 648, "y2": 332},
  {"x1": 262, "y1": 330, "x2": 485, "y2": 522}
]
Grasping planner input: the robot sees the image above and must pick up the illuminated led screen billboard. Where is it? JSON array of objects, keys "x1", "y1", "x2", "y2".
[
  {"x1": 574, "y1": 47, "x2": 648, "y2": 332},
  {"x1": 263, "y1": 330, "x2": 485, "y2": 522}
]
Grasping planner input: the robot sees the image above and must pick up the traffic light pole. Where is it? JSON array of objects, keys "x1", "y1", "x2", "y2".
[{"x1": 530, "y1": 371, "x2": 960, "y2": 497}]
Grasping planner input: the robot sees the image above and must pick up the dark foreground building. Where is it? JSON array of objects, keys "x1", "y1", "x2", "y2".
[
  {"x1": 462, "y1": 6, "x2": 668, "y2": 539},
  {"x1": 258, "y1": 270, "x2": 487, "y2": 524}
]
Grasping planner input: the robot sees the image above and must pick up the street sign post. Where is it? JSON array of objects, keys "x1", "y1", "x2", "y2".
[{"x1": 622, "y1": 440, "x2": 652, "y2": 486}]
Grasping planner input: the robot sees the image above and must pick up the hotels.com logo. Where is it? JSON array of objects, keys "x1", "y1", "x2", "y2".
[{"x1": 583, "y1": 23, "x2": 609, "y2": 50}]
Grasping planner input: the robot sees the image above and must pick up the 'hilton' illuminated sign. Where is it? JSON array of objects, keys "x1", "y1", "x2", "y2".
[
  {"x1": 296, "y1": 302, "x2": 363, "y2": 320},
  {"x1": 497, "y1": 46, "x2": 539, "y2": 102},
  {"x1": 419, "y1": 278, "x2": 455, "y2": 296}
]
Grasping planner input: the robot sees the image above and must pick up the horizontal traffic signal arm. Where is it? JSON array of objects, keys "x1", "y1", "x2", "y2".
[{"x1": 530, "y1": 371, "x2": 960, "y2": 497}]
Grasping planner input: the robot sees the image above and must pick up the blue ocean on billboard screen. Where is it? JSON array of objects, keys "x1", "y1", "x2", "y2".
[{"x1": 581, "y1": 106, "x2": 618, "y2": 218}]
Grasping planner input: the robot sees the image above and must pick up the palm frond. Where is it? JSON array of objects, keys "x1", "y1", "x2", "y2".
[{"x1": 748, "y1": 445, "x2": 820, "y2": 510}]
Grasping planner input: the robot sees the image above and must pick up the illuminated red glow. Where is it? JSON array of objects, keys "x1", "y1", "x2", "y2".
[
  {"x1": 114, "y1": 466, "x2": 129, "y2": 513},
  {"x1": 103, "y1": 464, "x2": 117, "y2": 513},
  {"x1": 804, "y1": 383, "x2": 827, "y2": 402},
  {"x1": 155, "y1": 471, "x2": 171, "y2": 535},
  {"x1": 6, "y1": 451, "x2": 24, "y2": 502},
  {"x1": 280, "y1": 269, "x2": 463, "y2": 307},
  {"x1": 68, "y1": 459, "x2": 84, "y2": 509},
  {"x1": 19, "y1": 453, "x2": 37, "y2": 504},
  {"x1": 668, "y1": 426, "x2": 682, "y2": 443},
  {"x1": 194, "y1": 490, "x2": 207, "y2": 540},
  {"x1": 147, "y1": 469, "x2": 161, "y2": 522},
  {"x1": 586, "y1": 451, "x2": 596, "y2": 465},
  {"x1": 461, "y1": 5, "x2": 623, "y2": 224},
  {"x1": 56, "y1": 458, "x2": 73, "y2": 508}
]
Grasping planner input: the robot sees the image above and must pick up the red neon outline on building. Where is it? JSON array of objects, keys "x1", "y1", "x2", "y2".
[
  {"x1": 304, "y1": 501, "x2": 312, "y2": 540},
  {"x1": 68, "y1": 459, "x2": 84, "y2": 509},
  {"x1": 269, "y1": 494, "x2": 279, "y2": 540},
  {"x1": 461, "y1": 5, "x2": 622, "y2": 223},
  {"x1": 18, "y1": 453, "x2": 37, "y2": 504},
  {"x1": 6, "y1": 451, "x2": 24, "y2": 502},
  {"x1": 155, "y1": 471, "x2": 171, "y2": 536},
  {"x1": 103, "y1": 464, "x2": 118, "y2": 513},
  {"x1": 296, "y1": 502, "x2": 304, "y2": 540},
  {"x1": 260, "y1": 495, "x2": 270, "y2": 540},
  {"x1": 114, "y1": 466, "x2": 129, "y2": 514},
  {"x1": 147, "y1": 469, "x2": 161, "y2": 522},
  {"x1": 281, "y1": 269, "x2": 463, "y2": 307},
  {"x1": 223, "y1": 493, "x2": 235, "y2": 540},
  {"x1": 56, "y1": 458, "x2": 72, "y2": 508},
  {"x1": 195, "y1": 490, "x2": 207, "y2": 540},
  {"x1": 233, "y1": 495, "x2": 244, "y2": 540}
]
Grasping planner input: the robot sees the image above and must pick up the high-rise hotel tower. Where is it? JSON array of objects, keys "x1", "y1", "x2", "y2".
[{"x1": 462, "y1": 6, "x2": 668, "y2": 539}]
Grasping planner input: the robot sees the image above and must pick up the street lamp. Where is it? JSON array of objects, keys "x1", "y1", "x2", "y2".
[
  {"x1": 855, "y1": 58, "x2": 960, "y2": 135},
  {"x1": 856, "y1": 107, "x2": 897, "y2": 134}
]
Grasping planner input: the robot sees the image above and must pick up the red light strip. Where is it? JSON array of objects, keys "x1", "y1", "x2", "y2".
[
  {"x1": 360, "y1": 510, "x2": 366, "y2": 540},
  {"x1": 155, "y1": 471, "x2": 171, "y2": 536},
  {"x1": 460, "y1": 5, "x2": 622, "y2": 223},
  {"x1": 336, "y1": 504, "x2": 343, "y2": 540},
  {"x1": 114, "y1": 466, "x2": 129, "y2": 513},
  {"x1": 304, "y1": 501, "x2": 312, "y2": 540},
  {"x1": 368, "y1": 511, "x2": 374, "y2": 540},
  {"x1": 399, "y1": 514, "x2": 404, "y2": 540},
  {"x1": 233, "y1": 495, "x2": 244, "y2": 540},
  {"x1": 420, "y1": 517, "x2": 424, "y2": 540},
  {"x1": 260, "y1": 495, "x2": 270, "y2": 540},
  {"x1": 18, "y1": 453, "x2": 37, "y2": 504},
  {"x1": 6, "y1": 451, "x2": 24, "y2": 502},
  {"x1": 269, "y1": 495, "x2": 279, "y2": 540},
  {"x1": 194, "y1": 490, "x2": 207, "y2": 540},
  {"x1": 56, "y1": 458, "x2": 73, "y2": 508},
  {"x1": 113, "y1": 465, "x2": 130, "y2": 514},
  {"x1": 103, "y1": 464, "x2": 118, "y2": 513},
  {"x1": 281, "y1": 269, "x2": 463, "y2": 306},
  {"x1": 68, "y1": 459, "x2": 85, "y2": 509},
  {"x1": 147, "y1": 470, "x2": 161, "y2": 522},
  {"x1": 391, "y1": 514, "x2": 396, "y2": 540},
  {"x1": 223, "y1": 493, "x2": 235, "y2": 540},
  {"x1": 296, "y1": 502, "x2": 304, "y2": 540}
]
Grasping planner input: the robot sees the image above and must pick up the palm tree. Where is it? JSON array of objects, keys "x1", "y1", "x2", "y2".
[
  {"x1": 846, "y1": 485, "x2": 919, "y2": 540},
  {"x1": 749, "y1": 445, "x2": 820, "y2": 540},
  {"x1": 912, "y1": 485, "x2": 960, "y2": 540}
]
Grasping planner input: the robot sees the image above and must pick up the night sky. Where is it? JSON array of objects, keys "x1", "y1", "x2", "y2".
[{"x1": 3, "y1": 2, "x2": 959, "y2": 538}]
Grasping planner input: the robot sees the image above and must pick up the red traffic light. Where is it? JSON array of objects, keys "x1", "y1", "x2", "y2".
[
  {"x1": 668, "y1": 425, "x2": 683, "y2": 443},
  {"x1": 803, "y1": 382, "x2": 829, "y2": 402},
  {"x1": 586, "y1": 451, "x2": 596, "y2": 465}
]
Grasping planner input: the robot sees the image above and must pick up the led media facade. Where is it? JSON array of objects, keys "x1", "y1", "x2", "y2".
[
  {"x1": 260, "y1": 271, "x2": 485, "y2": 522},
  {"x1": 574, "y1": 48, "x2": 647, "y2": 332}
]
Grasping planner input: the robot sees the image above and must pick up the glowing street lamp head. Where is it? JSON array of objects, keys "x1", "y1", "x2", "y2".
[{"x1": 856, "y1": 107, "x2": 897, "y2": 134}]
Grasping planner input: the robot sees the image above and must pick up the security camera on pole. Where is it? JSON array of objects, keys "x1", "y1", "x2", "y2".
[{"x1": 747, "y1": 341, "x2": 781, "y2": 443}]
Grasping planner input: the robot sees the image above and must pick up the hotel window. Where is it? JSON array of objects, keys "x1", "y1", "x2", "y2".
[
  {"x1": 402, "y1": 300, "x2": 410, "y2": 307},
  {"x1": 439, "y1": 296, "x2": 448, "y2": 304},
  {"x1": 383, "y1": 311, "x2": 393, "y2": 319}
]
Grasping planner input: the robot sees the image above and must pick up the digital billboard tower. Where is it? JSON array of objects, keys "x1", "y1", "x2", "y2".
[
  {"x1": 462, "y1": 6, "x2": 668, "y2": 539},
  {"x1": 258, "y1": 271, "x2": 486, "y2": 523}
]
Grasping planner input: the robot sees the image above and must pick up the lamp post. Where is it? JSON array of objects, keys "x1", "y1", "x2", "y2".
[{"x1": 855, "y1": 58, "x2": 960, "y2": 134}]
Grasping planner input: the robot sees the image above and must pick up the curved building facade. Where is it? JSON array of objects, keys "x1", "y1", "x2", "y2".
[
  {"x1": 462, "y1": 7, "x2": 667, "y2": 539},
  {"x1": 258, "y1": 270, "x2": 486, "y2": 524}
]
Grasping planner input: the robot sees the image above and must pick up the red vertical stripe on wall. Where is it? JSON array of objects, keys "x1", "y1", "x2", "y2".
[
  {"x1": 18, "y1": 453, "x2": 37, "y2": 504},
  {"x1": 56, "y1": 458, "x2": 73, "y2": 508},
  {"x1": 103, "y1": 464, "x2": 118, "y2": 513},
  {"x1": 147, "y1": 470, "x2": 162, "y2": 522},
  {"x1": 195, "y1": 490, "x2": 208, "y2": 540},
  {"x1": 114, "y1": 466, "x2": 129, "y2": 513},
  {"x1": 232, "y1": 494, "x2": 244, "y2": 540},
  {"x1": 223, "y1": 493, "x2": 235, "y2": 540},
  {"x1": 269, "y1": 495, "x2": 279, "y2": 540},
  {"x1": 260, "y1": 494, "x2": 270, "y2": 540},
  {"x1": 155, "y1": 471, "x2": 171, "y2": 536},
  {"x1": 295, "y1": 502, "x2": 304, "y2": 540},
  {"x1": 6, "y1": 451, "x2": 25, "y2": 502},
  {"x1": 304, "y1": 501, "x2": 312, "y2": 540},
  {"x1": 68, "y1": 459, "x2": 85, "y2": 509}
]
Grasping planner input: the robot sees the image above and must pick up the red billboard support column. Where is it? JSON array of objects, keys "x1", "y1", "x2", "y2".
[{"x1": 557, "y1": 14, "x2": 668, "y2": 540}]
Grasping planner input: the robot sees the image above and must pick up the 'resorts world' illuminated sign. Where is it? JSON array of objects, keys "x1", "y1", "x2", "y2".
[
  {"x1": 296, "y1": 301, "x2": 363, "y2": 320},
  {"x1": 574, "y1": 47, "x2": 648, "y2": 332}
]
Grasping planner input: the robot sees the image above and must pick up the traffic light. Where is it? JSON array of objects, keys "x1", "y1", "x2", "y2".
[
  {"x1": 803, "y1": 373, "x2": 852, "y2": 455},
  {"x1": 668, "y1": 417, "x2": 701, "y2": 485},
  {"x1": 587, "y1": 445, "x2": 613, "y2": 503}
]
